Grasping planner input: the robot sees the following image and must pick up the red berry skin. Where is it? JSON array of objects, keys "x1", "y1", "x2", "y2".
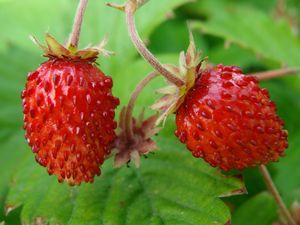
[
  {"x1": 175, "y1": 65, "x2": 288, "y2": 171},
  {"x1": 22, "y1": 59, "x2": 119, "y2": 185}
]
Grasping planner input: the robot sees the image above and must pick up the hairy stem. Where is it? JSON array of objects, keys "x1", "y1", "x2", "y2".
[
  {"x1": 68, "y1": 0, "x2": 89, "y2": 48},
  {"x1": 251, "y1": 67, "x2": 300, "y2": 81},
  {"x1": 125, "y1": 71, "x2": 159, "y2": 141},
  {"x1": 124, "y1": 5, "x2": 184, "y2": 87},
  {"x1": 276, "y1": 0, "x2": 287, "y2": 17},
  {"x1": 259, "y1": 165, "x2": 296, "y2": 225}
]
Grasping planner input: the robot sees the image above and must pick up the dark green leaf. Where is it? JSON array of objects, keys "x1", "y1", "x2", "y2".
[{"x1": 232, "y1": 192, "x2": 277, "y2": 225}]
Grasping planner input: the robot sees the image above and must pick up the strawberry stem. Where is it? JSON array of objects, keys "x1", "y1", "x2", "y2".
[
  {"x1": 68, "y1": 0, "x2": 89, "y2": 48},
  {"x1": 276, "y1": 0, "x2": 287, "y2": 17},
  {"x1": 125, "y1": 71, "x2": 159, "y2": 141},
  {"x1": 123, "y1": 4, "x2": 184, "y2": 87},
  {"x1": 259, "y1": 165, "x2": 296, "y2": 225},
  {"x1": 251, "y1": 67, "x2": 300, "y2": 80}
]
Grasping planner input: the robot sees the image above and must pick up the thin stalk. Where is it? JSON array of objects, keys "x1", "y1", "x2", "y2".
[
  {"x1": 259, "y1": 165, "x2": 296, "y2": 225},
  {"x1": 125, "y1": 71, "x2": 159, "y2": 141},
  {"x1": 276, "y1": 0, "x2": 287, "y2": 17},
  {"x1": 251, "y1": 67, "x2": 300, "y2": 81},
  {"x1": 124, "y1": 5, "x2": 184, "y2": 87},
  {"x1": 68, "y1": 0, "x2": 89, "y2": 48}
]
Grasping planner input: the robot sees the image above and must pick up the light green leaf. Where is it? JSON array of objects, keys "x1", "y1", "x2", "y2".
[
  {"x1": 5, "y1": 134, "x2": 244, "y2": 225},
  {"x1": 192, "y1": 6, "x2": 300, "y2": 67},
  {"x1": 0, "y1": 0, "x2": 190, "y2": 74}
]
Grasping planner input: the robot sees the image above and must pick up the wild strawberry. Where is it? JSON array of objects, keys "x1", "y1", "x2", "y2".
[
  {"x1": 149, "y1": 31, "x2": 288, "y2": 171},
  {"x1": 21, "y1": 34, "x2": 119, "y2": 185},
  {"x1": 175, "y1": 64, "x2": 288, "y2": 171}
]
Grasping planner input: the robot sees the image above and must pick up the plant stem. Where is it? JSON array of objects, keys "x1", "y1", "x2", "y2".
[
  {"x1": 259, "y1": 165, "x2": 296, "y2": 225},
  {"x1": 125, "y1": 71, "x2": 159, "y2": 141},
  {"x1": 251, "y1": 67, "x2": 300, "y2": 81},
  {"x1": 124, "y1": 5, "x2": 184, "y2": 87},
  {"x1": 68, "y1": 0, "x2": 89, "y2": 48},
  {"x1": 276, "y1": 0, "x2": 287, "y2": 17}
]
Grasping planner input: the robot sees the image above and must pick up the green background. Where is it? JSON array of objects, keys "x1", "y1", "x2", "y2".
[{"x1": 0, "y1": 0, "x2": 300, "y2": 224}]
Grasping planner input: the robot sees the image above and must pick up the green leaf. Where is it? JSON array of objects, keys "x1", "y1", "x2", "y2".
[
  {"x1": 208, "y1": 44, "x2": 261, "y2": 69},
  {"x1": 0, "y1": 45, "x2": 41, "y2": 223},
  {"x1": 192, "y1": 5, "x2": 300, "y2": 67},
  {"x1": 274, "y1": 131, "x2": 300, "y2": 204},
  {"x1": 149, "y1": 17, "x2": 208, "y2": 55},
  {"x1": 5, "y1": 135, "x2": 244, "y2": 225},
  {"x1": 1, "y1": 204, "x2": 21, "y2": 225},
  {"x1": 232, "y1": 192, "x2": 277, "y2": 225},
  {"x1": 182, "y1": 0, "x2": 277, "y2": 18},
  {"x1": 0, "y1": 0, "x2": 190, "y2": 74}
]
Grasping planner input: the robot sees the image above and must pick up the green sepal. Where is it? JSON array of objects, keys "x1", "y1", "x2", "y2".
[
  {"x1": 31, "y1": 33, "x2": 112, "y2": 61},
  {"x1": 151, "y1": 29, "x2": 203, "y2": 125}
]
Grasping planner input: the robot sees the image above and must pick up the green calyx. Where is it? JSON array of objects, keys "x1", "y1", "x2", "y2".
[
  {"x1": 31, "y1": 33, "x2": 112, "y2": 61},
  {"x1": 151, "y1": 30, "x2": 203, "y2": 125}
]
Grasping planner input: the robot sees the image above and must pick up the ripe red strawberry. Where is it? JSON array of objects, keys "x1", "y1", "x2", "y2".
[
  {"x1": 175, "y1": 64, "x2": 288, "y2": 171},
  {"x1": 21, "y1": 34, "x2": 119, "y2": 185}
]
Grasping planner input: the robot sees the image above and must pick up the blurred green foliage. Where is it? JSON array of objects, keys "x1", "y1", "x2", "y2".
[{"x1": 0, "y1": 0, "x2": 299, "y2": 225}]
